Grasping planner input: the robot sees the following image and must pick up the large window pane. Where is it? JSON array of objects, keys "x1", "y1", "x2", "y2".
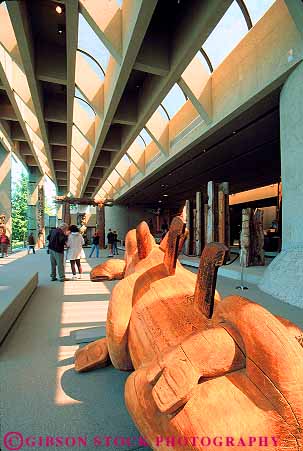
[
  {"x1": 162, "y1": 83, "x2": 187, "y2": 119},
  {"x1": 203, "y1": 1, "x2": 248, "y2": 69},
  {"x1": 78, "y1": 13, "x2": 110, "y2": 78},
  {"x1": 244, "y1": 0, "x2": 276, "y2": 25}
]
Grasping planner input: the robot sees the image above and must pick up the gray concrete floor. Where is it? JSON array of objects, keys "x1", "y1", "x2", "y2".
[
  {"x1": 0, "y1": 249, "x2": 150, "y2": 451},
  {"x1": 1, "y1": 249, "x2": 302, "y2": 451},
  {"x1": 187, "y1": 267, "x2": 303, "y2": 329}
]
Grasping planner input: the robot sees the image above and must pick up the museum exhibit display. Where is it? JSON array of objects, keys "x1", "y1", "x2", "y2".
[
  {"x1": 75, "y1": 218, "x2": 303, "y2": 450},
  {"x1": 1, "y1": 1, "x2": 303, "y2": 449}
]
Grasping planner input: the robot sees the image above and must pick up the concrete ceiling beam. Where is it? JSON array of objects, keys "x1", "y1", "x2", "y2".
[
  {"x1": 52, "y1": 146, "x2": 67, "y2": 161},
  {"x1": 178, "y1": 77, "x2": 212, "y2": 125},
  {"x1": 92, "y1": 0, "x2": 232, "y2": 197},
  {"x1": 115, "y1": 167, "x2": 130, "y2": 187},
  {"x1": 19, "y1": 142, "x2": 32, "y2": 156},
  {"x1": 6, "y1": 1, "x2": 56, "y2": 181},
  {"x1": 126, "y1": 150, "x2": 145, "y2": 176},
  {"x1": 10, "y1": 123, "x2": 26, "y2": 141},
  {"x1": 80, "y1": 0, "x2": 157, "y2": 196},
  {"x1": 0, "y1": 105, "x2": 17, "y2": 121},
  {"x1": 113, "y1": 93, "x2": 138, "y2": 125},
  {"x1": 0, "y1": 120, "x2": 16, "y2": 156},
  {"x1": 26, "y1": 155, "x2": 39, "y2": 166},
  {"x1": 36, "y1": 44, "x2": 67, "y2": 85},
  {"x1": 48, "y1": 123, "x2": 67, "y2": 146},
  {"x1": 95, "y1": 151, "x2": 112, "y2": 168},
  {"x1": 134, "y1": 33, "x2": 170, "y2": 76},
  {"x1": 0, "y1": 61, "x2": 44, "y2": 174},
  {"x1": 44, "y1": 96, "x2": 67, "y2": 123},
  {"x1": 66, "y1": 0, "x2": 79, "y2": 194},
  {"x1": 79, "y1": 0, "x2": 122, "y2": 62}
]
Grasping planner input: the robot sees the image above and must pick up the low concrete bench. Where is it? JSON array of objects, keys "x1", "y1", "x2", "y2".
[{"x1": 0, "y1": 271, "x2": 38, "y2": 344}]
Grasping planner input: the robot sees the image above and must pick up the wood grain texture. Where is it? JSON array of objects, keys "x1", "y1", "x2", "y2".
[{"x1": 76, "y1": 217, "x2": 303, "y2": 451}]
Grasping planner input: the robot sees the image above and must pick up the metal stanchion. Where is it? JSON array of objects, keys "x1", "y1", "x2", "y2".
[
  {"x1": 236, "y1": 263, "x2": 248, "y2": 290},
  {"x1": 236, "y1": 229, "x2": 248, "y2": 290}
]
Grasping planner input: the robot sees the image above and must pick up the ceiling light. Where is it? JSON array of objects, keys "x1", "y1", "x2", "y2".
[
  {"x1": 158, "y1": 200, "x2": 162, "y2": 203},
  {"x1": 56, "y1": 5, "x2": 63, "y2": 14},
  {"x1": 163, "y1": 194, "x2": 168, "y2": 197},
  {"x1": 57, "y1": 24, "x2": 65, "y2": 35}
]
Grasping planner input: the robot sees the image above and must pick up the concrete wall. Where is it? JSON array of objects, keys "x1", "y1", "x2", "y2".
[
  {"x1": 0, "y1": 143, "x2": 11, "y2": 237},
  {"x1": 105, "y1": 205, "x2": 155, "y2": 242},
  {"x1": 259, "y1": 62, "x2": 303, "y2": 307}
]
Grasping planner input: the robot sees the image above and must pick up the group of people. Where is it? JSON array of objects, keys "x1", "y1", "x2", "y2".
[
  {"x1": 88, "y1": 229, "x2": 119, "y2": 258},
  {"x1": 107, "y1": 229, "x2": 119, "y2": 257},
  {"x1": 47, "y1": 224, "x2": 120, "y2": 281},
  {"x1": 47, "y1": 223, "x2": 84, "y2": 282}
]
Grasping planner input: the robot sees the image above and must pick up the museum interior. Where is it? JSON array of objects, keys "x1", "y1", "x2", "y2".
[{"x1": 0, "y1": 1, "x2": 303, "y2": 450}]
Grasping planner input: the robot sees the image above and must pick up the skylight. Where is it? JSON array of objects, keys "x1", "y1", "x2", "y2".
[
  {"x1": 161, "y1": 83, "x2": 187, "y2": 119},
  {"x1": 74, "y1": 88, "x2": 96, "y2": 120},
  {"x1": 244, "y1": 0, "x2": 276, "y2": 26},
  {"x1": 196, "y1": 50, "x2": 212, "y2": 74},
  {"x1": 78, "y1": 13, "x2": 110, "y2": 78},
  {"x1": 139, "y1": 128, "x2": 152, "y2": 146},
  {"x1": 203, "y1": 1, "x2": 248, "y2": 69}
]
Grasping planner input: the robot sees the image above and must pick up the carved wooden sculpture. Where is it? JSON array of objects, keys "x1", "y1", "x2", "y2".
[
  {"x1": 76, "y1": 217, "x2": 193, "y2": 371},
  {"x1": 124, "y1": 248, "x2": 303, "y2": 450},
  {"x1": 75, "y1": 217, "x2": 303, "y2": 450},
  {"x1": 125, "y1": 296, "x2": 303, "y2": 450}
]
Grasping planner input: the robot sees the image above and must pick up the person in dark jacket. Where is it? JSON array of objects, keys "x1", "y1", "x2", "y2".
[
  {"x1": 112, "y1": 230, "x2": 119, "y2": 255},
  {"x1": 107, "y1": 229, "x2": 115, "y2": 257},
  {"x1": 89, "y1": 232, "x2": 100, "y2": 258},
  {"x1": 48, "y1": 223, "x2": 69, "y2": 281},
  {"x1": 27, "y1": 233, "x2": 36, "y2": 254}
]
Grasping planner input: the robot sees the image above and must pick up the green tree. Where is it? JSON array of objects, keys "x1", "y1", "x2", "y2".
[{"x1": 12, "y1": 172, "x2": 28, "y2": 241}]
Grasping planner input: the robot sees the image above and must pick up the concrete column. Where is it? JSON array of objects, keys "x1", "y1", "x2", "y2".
[
  {"x1": 259, "y1": 62, "x2": 303, "y2": 307},
  {"x1": 0, "y1": 143, "x2": 12, "y2": 240},
  {"x1": 27, "y1": 167, "x2": 43, "y2": 241}
]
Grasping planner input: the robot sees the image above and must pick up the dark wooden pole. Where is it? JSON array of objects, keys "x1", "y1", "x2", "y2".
[
  {"x1": 62, "y1": 202, "x2": 71, "y2": 225},
  {"x1": 96, "y1": 205, "x2": 105, "y2": 249}
]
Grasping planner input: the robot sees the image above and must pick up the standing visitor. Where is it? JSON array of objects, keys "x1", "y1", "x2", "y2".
[
  {"x1": 37, "y1": 230, "x2": 44, "y2": 249},
  {"x1": 112, "y1": 230, "x2": 119, "y2": 255},
  {"x1": 66, "y1": 225, "x2": 84, "y2": 280},
  {"x1": 27, "y1": 233, "x2": 36, "y2": 254},
  {"x1": 0, "y1": 230, "x2": 9, "y2": 258},
  {"x1": 107, "y1": 228, "x2": 114, "y2": 257},
  {"x1": 89, "y1": 232, "x2": 100, "y2": 258},
  {"x1": 48, "y1": 223, "x2": 69, "y2": 282}
]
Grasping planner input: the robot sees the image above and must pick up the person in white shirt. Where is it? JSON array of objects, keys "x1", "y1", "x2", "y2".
[{"x1": 66, "y1": 225, "x2": 85, "y2": 280}]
